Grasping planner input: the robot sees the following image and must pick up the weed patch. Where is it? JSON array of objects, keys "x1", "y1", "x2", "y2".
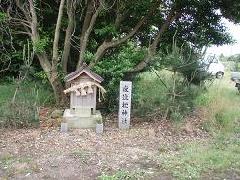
[
  {"x1": 158, "y1": 136, "x2": 240, "y2": 179},
  {"x1": 98, "y1": 170, "x2": 145, "y2": 180}
]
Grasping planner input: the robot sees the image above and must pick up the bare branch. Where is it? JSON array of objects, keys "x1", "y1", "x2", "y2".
[{"x1": 0, "y1": 59, "x2": 11, "y2": 74}]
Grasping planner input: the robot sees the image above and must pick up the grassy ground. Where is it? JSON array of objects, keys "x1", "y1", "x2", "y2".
[
  {"x1": 157, "y1": 75, "x2": 240, "y2": 179},
  {"x1": 99, "y1": 74, "x2": 240, "y2": 179}
]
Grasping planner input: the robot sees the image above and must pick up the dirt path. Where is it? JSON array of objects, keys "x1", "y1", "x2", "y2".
[{"x1": 0, "y1": 113, "x2": 208, "y2": 180}]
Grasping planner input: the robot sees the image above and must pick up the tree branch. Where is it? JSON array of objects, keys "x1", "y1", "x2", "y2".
[
  {"x1": 62, "y1": 0, "x2": 76, "y2": 73},
  {"x1": 29, "y1": 0, "x2": 52, "y2": 79},
  {"x1": 77, "y1": 1, "x2": 102, "y2": 68},
  {"x1": 89, "y1": 0, "x2": 161, "y2": 67},
  {"x1": 131, "y1": 10, "x2": 181, "y2": 73}
]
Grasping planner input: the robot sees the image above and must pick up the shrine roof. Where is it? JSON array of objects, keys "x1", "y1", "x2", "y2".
[{"x1": 64, "y1": 65, "x2": 104, "y2": 83}]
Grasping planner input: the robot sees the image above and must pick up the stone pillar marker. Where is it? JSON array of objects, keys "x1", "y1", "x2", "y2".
[{"x1": 118, "y1": 81, "x2": 132, "y2": 129}]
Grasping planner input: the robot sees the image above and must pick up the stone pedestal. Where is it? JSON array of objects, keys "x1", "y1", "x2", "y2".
[{"x1": 63, "y1": 109, "x2": 102, "y2": 128}]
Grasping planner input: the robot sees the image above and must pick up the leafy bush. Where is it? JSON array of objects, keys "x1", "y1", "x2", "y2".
[
  {"x1": 92, "y1": 42, "x2": 145, "y2": 110},
  {"x1": 33, "y1": 36, "x2": 50, "y2": 53}
]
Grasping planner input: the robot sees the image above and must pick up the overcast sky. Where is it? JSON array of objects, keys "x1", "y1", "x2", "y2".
[{"x1": 206, "y1": 18, "x2": 240, "y2": 57}]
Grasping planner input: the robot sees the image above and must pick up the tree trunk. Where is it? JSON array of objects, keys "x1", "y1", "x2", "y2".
[
  {"x1": 50, "y1": 77, "x2": 67, "y2": 106},
  {"x1": 62, "y1": 0, "x2": 75, "y2": 73},
  {"x1": 52, "y1": 0, "x2": 66, "y2": 65},
  {"x1": 29, "y1": 0, "x2": 67, "y2": 105},
  {"x1": 78, "y1": 0, "x2": 94, "y2": 67},
  {"x1": 37, "y1": 53, "x2": 67, "y2": 106},
  {"x1": 77, "y1": 1, "x2": 102, "y2": 69}
]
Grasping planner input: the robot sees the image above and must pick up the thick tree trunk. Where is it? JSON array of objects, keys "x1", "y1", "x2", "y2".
[
  {"x1": 50, "y1": 77, "x2": 67, "y2": 106},
  {"x1": 37, "y1": 53, "x2": 67, "y2": 106}
]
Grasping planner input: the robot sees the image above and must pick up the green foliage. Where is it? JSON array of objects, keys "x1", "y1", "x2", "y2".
[
  {"x1": 156, "y1": 71, "x2": 240, "y2": 179},
  {"x1": 0, "y1": 12, "x2": 7, "y2": 22},
  {"x1": 0, "y1": 99, "x2": 39, "y2": 128},
  {"x1": 195, "y1": 77, "x2": 240, "y2": 133},
  {"x1": 222, "y1": 54, "x2": 240, "y2": 71},
  {"x1": 194, "y1": 93, "x2": 211, "y2": 106},
  {"x1": 95, "y1": 24, "x2": 118, "y2": 37},
  {"x1": 1, "y1": 0, "x2": 240, "y2": 106},
  {"x1": 131, "y1": 42, "x2": 208, "y2": 121},
  {"x1": 156, "y1": 40, "x2": 211, "y2": 85},
  {"x1": 84, "y1": 51, "x2": 95, "y2": 64},
  {"x1": 33, "y1": 36, "x2": 49, "y2": 53},
  {"x1": 93, "y1": 42, "x2": 145, "y2": 110},
  {"x1": 33, "y1": 71, "x2": 49, "y2": 84}
]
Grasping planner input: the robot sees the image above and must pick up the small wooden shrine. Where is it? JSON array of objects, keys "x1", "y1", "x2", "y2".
[{"x1": 63, "y1": 65, "x2": 105, "y2": 128}]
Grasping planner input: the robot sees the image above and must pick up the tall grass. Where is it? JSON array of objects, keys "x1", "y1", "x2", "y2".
[
  {"x1": 0, "y1": 80, "x2": 54, "y2": 128},
  {"x1": 195, "y1": 75, "x2": 240, "y2": 133},
  {"x1": 133, "y1": 70, "x2": 203, "y2": 121},
  {"x1": 158, "y1": 73, "x2": 240, "y2": 179}
]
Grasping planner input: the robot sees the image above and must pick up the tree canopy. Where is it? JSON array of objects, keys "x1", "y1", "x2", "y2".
[{"x1": 0, "y1": 0, "x2": 240, "y2": 104}]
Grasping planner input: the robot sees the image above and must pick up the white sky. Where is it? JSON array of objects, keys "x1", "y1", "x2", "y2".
[{"x1": 206, "y1": 18, "x2": 240, "y2": 57}]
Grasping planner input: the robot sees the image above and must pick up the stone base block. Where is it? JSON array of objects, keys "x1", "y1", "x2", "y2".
[
  {"x1": 70, "y1": 107, "x2": 92, "y2": 117},
  {"x1": 63, "y1": 109, "x2": 102, "y2": 128}
]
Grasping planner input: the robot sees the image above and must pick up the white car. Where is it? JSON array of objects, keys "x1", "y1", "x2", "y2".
[
  {"x1": 201, "y1": 56, "x2": 224, "y2": 79},
  {"x1": 207, "y1": 61, "x2": 225, "y2": 78}
]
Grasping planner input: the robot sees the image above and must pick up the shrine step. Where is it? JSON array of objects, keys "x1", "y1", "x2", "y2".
[{"x1": 63, "y1": 109, "x2": 102, "y2": 128}]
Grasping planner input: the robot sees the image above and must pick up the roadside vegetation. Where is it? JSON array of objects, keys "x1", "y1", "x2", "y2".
[{"x1": 0, "y1": 71, "x2": 239, "y2": 179}]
